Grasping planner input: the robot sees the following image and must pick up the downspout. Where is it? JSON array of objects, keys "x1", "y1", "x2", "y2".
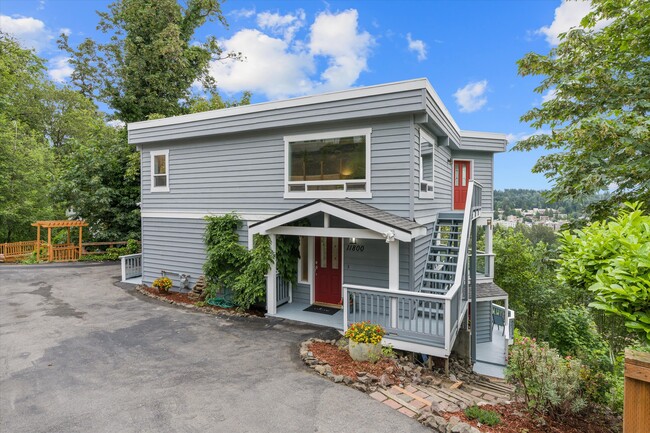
[{"x1": 409, "y1": 115, "x2": 416, "y2": 290}]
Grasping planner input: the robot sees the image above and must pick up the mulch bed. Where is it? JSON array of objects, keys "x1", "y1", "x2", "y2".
[
  {"x1": 444, "y1": 403, "x2": 620, "y2": 433},
  {"x1": 308, "y1": 341, "x2": 401, "y2": 382},
  {"x1": 139, "y1": 286, "x2": 265, "y2": 317}
]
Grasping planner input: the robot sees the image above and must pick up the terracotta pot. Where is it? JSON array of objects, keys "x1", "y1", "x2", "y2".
[{"x1": 348, "y1": 340, "x2": 382, "y2": 362}]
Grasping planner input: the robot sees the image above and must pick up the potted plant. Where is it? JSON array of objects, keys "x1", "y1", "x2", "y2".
[
  {"x1": 152, "y1": 276, "x2": 172, "y2": 294},
  {"x1": 344, "y1": 321, "x2": 386, "y2": 362}
]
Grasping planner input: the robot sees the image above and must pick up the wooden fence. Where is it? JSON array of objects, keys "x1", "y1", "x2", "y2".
[
  {"x1": 624, "y1": 349, "x2": 650, "y2": 433},
  {"x1": 0, "y1": 241, "x2": 37, "y2": 262}
]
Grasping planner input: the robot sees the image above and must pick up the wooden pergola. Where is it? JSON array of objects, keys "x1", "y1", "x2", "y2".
[{"x1": 31, "y1": 220, "x2": 88, "y2": 262}]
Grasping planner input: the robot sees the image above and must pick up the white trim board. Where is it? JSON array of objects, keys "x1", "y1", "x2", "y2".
[{"x1": 141, "y1": 211, "x2": 276, "y2": 221}]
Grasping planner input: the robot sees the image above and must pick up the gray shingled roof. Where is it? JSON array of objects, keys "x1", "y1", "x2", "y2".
[
  {"x1": 323, "y1": 199, "x2": 423, "y2": 233},
  {"x1": 477, "y1": 282, "x2": 508, "y2": 300}
]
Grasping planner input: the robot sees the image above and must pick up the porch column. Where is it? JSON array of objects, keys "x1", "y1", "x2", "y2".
[
  {"x1": 266, "y1": 234, "x2": 277, "y2": 315},
  {"x1": 388, "y1": 240, "x2": 399, "y2": 329},
  {"x1": 35, "y1": 226, "x2": 40, "y2": 262},
  {"x1": 485, "y1": 222, "x2": 494, "y2": 278},
  {"x1": 504, "y1": 297, "x2": 510, "y2": 340}
]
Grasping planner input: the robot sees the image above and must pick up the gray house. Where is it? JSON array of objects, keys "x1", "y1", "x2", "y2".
[{"x1": 125, "y1": 78, "x2": 514, "y2": 370}]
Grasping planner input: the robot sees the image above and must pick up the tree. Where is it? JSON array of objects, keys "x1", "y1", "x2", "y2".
[
  {"x1": 558, "y1": 202, "x2": 650, "y2": 343},
  {"x1": 515, "y1": 0, "x2": 650, "y2": 219},
  {"x1": 493, "y1": 228, "x2": 559, "y2": 338},
  {"x1": 59, "y1": 0, "x2": 244, "y2": 123}
]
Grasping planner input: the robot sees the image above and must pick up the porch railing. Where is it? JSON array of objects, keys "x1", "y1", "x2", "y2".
[
  {"x1": 492, "y1": 303, "x2": 515, "y2": 341},
  {"x1": 344, "y1": 284, "x2": 447, "y2": 347},
  {"x1": 276, "y1": 273, "x2": 291, "y2": 305},
  {"x1": 476, "y1": 251, "x2": 495, "y2": 279},
  {"x1": 120, "y1": 253, "x2": 142, "y2": 281}
]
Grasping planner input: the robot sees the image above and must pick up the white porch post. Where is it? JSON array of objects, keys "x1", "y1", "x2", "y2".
[
  {"x1": 485, "y1": 222, "x2": 494, "y2": 278},
  {"x1": 266, "y1": 234, "x2": 277, "y2": 315},
  {"x1": 389, "y1": 240, "x2": 399, "y2": 329},
  {"x1": 504, "y1": 297, "x2": 510, "y2": 340}
]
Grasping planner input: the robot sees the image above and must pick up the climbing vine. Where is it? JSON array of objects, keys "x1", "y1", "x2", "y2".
[{"x1": 202, "y1": 213, "x2": 304, "y2": 309}]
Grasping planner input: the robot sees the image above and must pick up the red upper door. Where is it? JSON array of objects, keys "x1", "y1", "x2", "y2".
[
  {"x1": 453, "y1": 160, "x2": 471, "y2": 210},
  {"x1": 314, "y1": 237, "x2": 342, "y2": 305}
]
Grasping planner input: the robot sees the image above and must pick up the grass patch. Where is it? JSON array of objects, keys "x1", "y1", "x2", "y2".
[{"x1": 464, "y1": 405, "x2": 501, "y2": 426}]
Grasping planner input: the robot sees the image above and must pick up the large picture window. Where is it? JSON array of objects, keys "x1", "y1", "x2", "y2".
[
  {"x1": 419, "y1": 129, "x2": 435, "y2": 198},
  {"x1": 150, "y1": 149, "x2": 169, "y2": 192},
  {"x1": 285, "y1": 129, "x2": 371, "y2": 198}
]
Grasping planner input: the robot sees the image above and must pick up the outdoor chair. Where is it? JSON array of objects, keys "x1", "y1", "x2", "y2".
[{"x1": 492, "y1": 313, "x2": 505, "y2": 335}]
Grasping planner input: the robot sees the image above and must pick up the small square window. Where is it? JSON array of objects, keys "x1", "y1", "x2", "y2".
[{"x1": 150, "y1": 150, "x2": 169, "y2": 192}]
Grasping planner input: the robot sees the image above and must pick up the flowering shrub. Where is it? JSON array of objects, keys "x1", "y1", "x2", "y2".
[
  {"x1": 152, "y1": 276, "x2": 172, "y2": 292},
  {"x1": 344, "y1": 322, "x2": 385, "y2": 345},
  {"x1": 506, "y1": 335, "x2": 585, "y2": 418}
]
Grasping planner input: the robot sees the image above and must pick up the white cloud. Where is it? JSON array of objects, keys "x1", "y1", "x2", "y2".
[
  {"x1": 308, "y1": 9, "x2": 373, "y2": 93},
  {"x1": 541, "y1": 88, "x2": 558, "y2": 103},
  {"x1": 454, "y1": 80, "x2": 488, "y2": 113},
  {"x1": 230, "y1": 8, "x2": 256, "y2": 19},
  {"x1": 0, "y1": 15, "x2": 53, "y2": 52},
  {"x1": 59, "y1": 27, "x2": 71, "y2": 36},
  {"x1": 106, "y1": 120, "x2": 126, "y2": 129},
  {"x1": 257, "y1": 9, "x2": 305, "y2": 42},
  {"x1": 48, "y1": 56, "x2": 73, "y2": 82},
  {"x1": 209, "y1": 9, "x2": 374, "y2": 100},
  {"x1": 537, "y1": 0, "x2": 610, "y2": 46},
  {"x1": 406, "y1": 33, "x2": 426, "y2": 61},
  {"x1": 209, "y1": 29, "x2": 315, "y2": 100},
  {"x1": 506, "y1": 130, "x2": 551, "y2": 147}
]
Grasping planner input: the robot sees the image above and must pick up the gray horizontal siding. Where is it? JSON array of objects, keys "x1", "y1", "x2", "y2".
[
  {"x1": 460, "y1": 135, "x2": 506, "y2": 152},
  {"x1": 141, "y1": 117, "x2": 412, "y2": 217},
  {"x1": 452, "y1": 150, "x2": 494, "y2": 212},
  {"x1": 476, "y1": 301, "x2": 492, "y2": 343},
  {"x1": 293, "y1": 283, "x2": 310, "y2": 304},
  {"x1": 414, "y1": 126, "x2": 454, "y2": 220},
  {"x1": 130, "y1": 89, "x2": 425, "y2": 144},
  {"x1": 343, "y1": 239, "x2": 410, "y2": 291},
  {"x1": 141, "y1": 217, "x2": 246, "y2": 289},
  {"x1": 425, "y1": 91, "x2": 461, "y2": 147}
]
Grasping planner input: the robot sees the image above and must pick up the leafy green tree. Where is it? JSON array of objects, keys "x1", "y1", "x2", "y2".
[
  {"x1": 515, "y1": 0, "x2": 650, "y2": 218},
  {"x1": 493, "y1": 228, "x2": 559, "y2": 338},
  {"x1": 55, "y1": 126, "x2": 141, "y2": 241},
  {"x1": 558, "y1": 202, "x2": 650, "y2": 342},
  {"x1": 59, "y1": 0, "x2": 244, "y2": 122}
]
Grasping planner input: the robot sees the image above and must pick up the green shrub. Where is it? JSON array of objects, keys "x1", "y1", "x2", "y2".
[
  {"x1": 463, "y1": 405, "x2": 500, "y2": 426},
  {"x1": 506, "y1": 335, "x2": 586, "y2": 417}
]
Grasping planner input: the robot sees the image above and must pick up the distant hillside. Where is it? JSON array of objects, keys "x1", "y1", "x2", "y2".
[{"x1": 494, "y1": 189, "x2": 589, "y2": 217}]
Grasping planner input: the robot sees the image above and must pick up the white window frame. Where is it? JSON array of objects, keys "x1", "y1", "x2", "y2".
[
  {"x1": 419, "y1": 128, "x2": 435, "y2": 199},
  {"x1": 284, "y1": 128, "x2": 372, "y2": 199},
  {"x1": 150, "y1": 149, "x2": 170, "y2": 193}
]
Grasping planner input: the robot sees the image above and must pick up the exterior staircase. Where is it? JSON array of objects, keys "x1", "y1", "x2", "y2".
[{"x1": 420, "y1": 212, "x2": 465, "y2": 295}]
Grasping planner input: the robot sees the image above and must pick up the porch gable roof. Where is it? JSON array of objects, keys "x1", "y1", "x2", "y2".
[{"x1": 249, "y1": 199, "x2": 426, "y2": 242}]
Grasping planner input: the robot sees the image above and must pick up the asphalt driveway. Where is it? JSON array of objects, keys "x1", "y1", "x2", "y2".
[{"x1": 0, "y1": 263, "x2": 428, "y2": 433}]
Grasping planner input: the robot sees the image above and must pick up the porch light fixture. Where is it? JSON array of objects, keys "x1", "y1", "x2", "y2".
[
  {"x1": 382, "y1": 230, "x2": 396, "y2": 243},
  {"x1": 350, "y1": 237, "x2": 357, "y2": 245}
]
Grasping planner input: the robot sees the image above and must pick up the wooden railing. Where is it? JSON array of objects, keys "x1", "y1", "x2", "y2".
[
  {"x1": 624, "y1": 350, "x2": 650, "y2": 433},
  {"x1": 276, "y1": 274, "x2": 291, "y2": 305},
  {"x1": 51, "y1": 243, "x2": 80, "y2": 262},
  {"x1": 120, "y1": 253, "x2": 142, "y2": 281},
  {"x1": 344, "y1": 284, "x2": 447, "y2": 348},
  {"x1": 0, "y1": 241, "x2": 37, "y2": 262}
]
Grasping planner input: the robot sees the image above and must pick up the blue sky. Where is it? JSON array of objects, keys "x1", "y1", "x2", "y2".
[{"x1": 0, "y1": 0, "x2": 598, "y2": 190}]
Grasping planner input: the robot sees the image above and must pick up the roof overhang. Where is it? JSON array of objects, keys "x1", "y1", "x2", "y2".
[{"x1": 249, "y1": 200, "x2": 426, "y2": 243}]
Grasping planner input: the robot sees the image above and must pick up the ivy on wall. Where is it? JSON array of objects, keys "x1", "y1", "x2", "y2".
[{"x1": 202, "y1": 213, "x2": 303, "y2": 309}]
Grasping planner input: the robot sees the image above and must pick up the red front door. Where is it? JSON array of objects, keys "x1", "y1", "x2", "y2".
[
  {"x1": 453, "y1": 160, "x2": 471, "y2": 210},
  {"x1": 314, "y1": 237, "x2": 342, "y2": 305}
]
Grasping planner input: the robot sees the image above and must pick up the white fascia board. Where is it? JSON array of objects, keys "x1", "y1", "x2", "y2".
[
  {"x1": 140, "y1": 211, "x2": 275, "y2": 221},
  {"x1": 129, "y1": 78, "x2": 430, "y2": 131},
  {"x1": 267, "y1": 226, "x2": 385, "y2": 240},
  {"x1": 249, "y1": 202, "x2": 418, "y2": 242}
]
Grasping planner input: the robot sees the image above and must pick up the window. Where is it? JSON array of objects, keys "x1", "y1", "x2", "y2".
[
  {"x1": 284, "y1": 128, "x2": 371, "y2": 198},
  {"x1": 150, "y1": 150, "x2": 169, "y2": 192},
  {"x1": 299, "y1": 236, "x2": 309, "y2": 283},
  {"x1": 419, "y1": 129, "x2": 435, "y2": 198}
]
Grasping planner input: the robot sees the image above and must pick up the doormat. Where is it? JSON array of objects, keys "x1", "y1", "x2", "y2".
[{"x1": 303, "y1": 305, "x2": 339, "y2": 315}]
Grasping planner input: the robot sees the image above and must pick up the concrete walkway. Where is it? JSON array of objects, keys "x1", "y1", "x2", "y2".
[{"x1": 0, "y1": 263, "x2": 429, "y2": 433}]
